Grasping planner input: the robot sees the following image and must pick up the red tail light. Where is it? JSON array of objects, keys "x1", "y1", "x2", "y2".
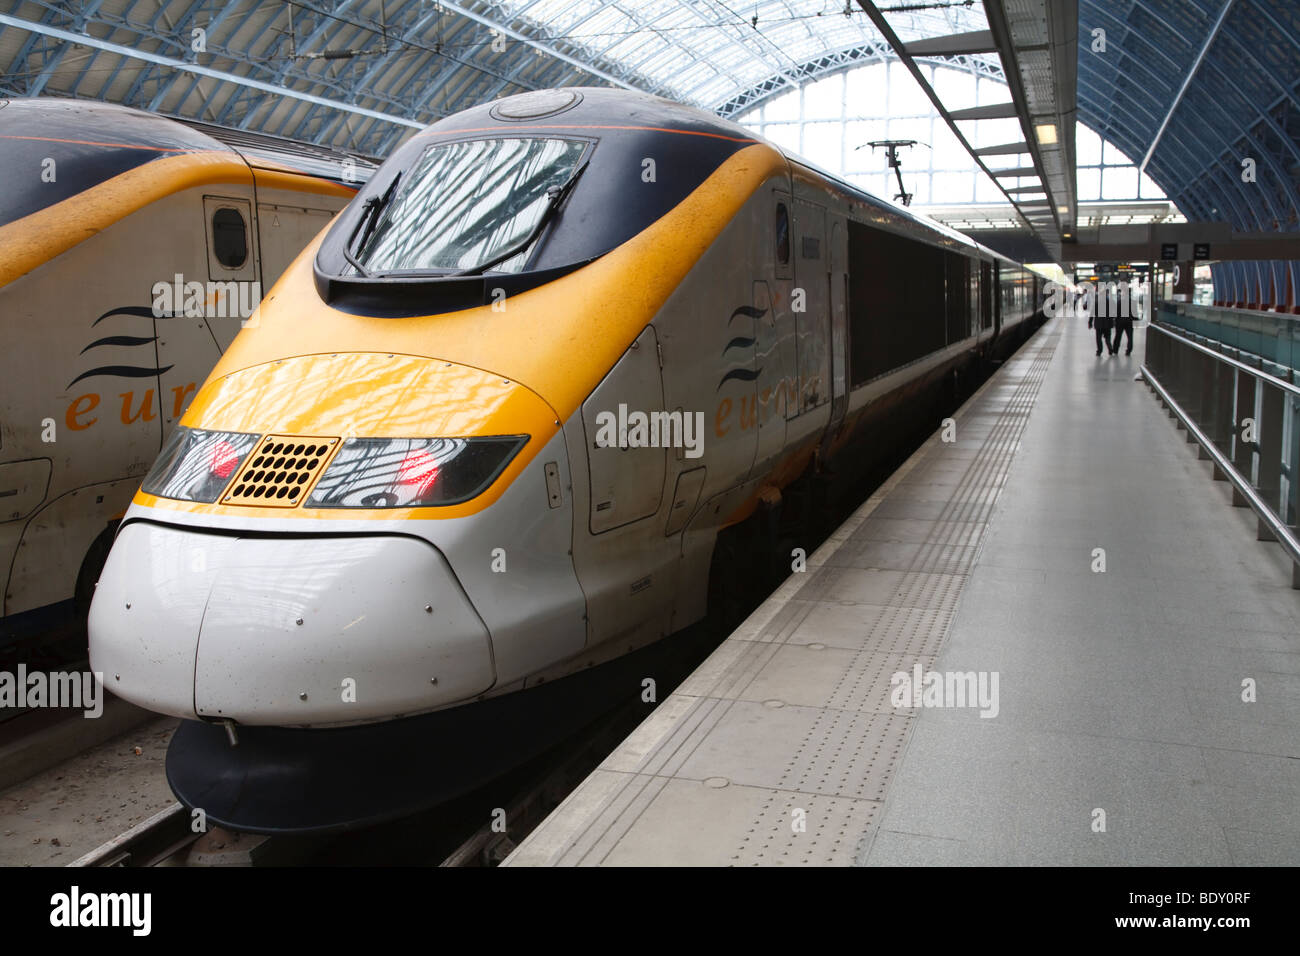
[
  {"x1": 397, "y1": 450, "x2": 440, "y2": 496},
  {"x1": 210, "y1": 440, "x2": 240, "y2": 479}
]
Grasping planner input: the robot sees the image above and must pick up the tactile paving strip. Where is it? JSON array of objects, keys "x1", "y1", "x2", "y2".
[{"x1": 736, "y1": 791, "x2": 881, "y2": 866}]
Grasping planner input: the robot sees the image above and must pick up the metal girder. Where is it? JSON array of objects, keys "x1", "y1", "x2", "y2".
[
  {"x1": 1060, "y1": 232, "x2": 1300, "y2": 262},
  {"x1": 1162, "y1": 102, "x2": 1295, "y2": 237},
  {"x1": 975, "y1": 141, "x2": 1030, "y2": 155},
  {"x1": 714, "y1": 42, "x2": 896, "y2": 118},
  {"x1": 1078, "y1": 0, "x2": 1300, "y2": 262},
  {"x1": 361, "y1": 18, "x2": 484, "y2": 119},
  {"x1": 283, "y1": 0, "x2": 567, "y2": 137},
  {"x1": 949, "y1": 101, "x2": 1019, "y2": 120},
  {"x1": 108, "y1": 1, "x2": 188, "y2": 106},
  {"x1": 432, "y1": 0, "x2": 639, "y2": 90},
  {"x1": 308, "y1": 2, "x2": 459, "y2": 148},
  {"x1": 902, "y1": 29, "x2": 995, "y2": 57},
  {"x1": 1140, "y1": 0, "x2": 1236, "y2": 171},
  {"x1": 982, "y1": 0, "x2": 1078, "y2": 246},
  {"x1": 0, "y1": 11, "x2": 423, "y2": 130},
  {"x1": 421, "y1": 3, "x2": 559, "y2": 107},
  {"x1": 551, "y1": 0, "x2": 739, "y2": 101},
  {"x1": 477, "y1": 0, "x2": 653, "y2": 87},
  {"x1": 60, "y1": 0, "x2": 114, "y2": 97},
  {"x1": 6, "y1": 3, "x2": 63, "y2": 91},
  {"x1": 719, "y1": 49, "x2": 1008, "y2": 120}
]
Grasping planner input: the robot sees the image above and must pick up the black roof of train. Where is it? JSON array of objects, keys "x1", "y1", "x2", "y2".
[{"x1": 173, "y1": 115, "x2": 377, "y2": 184}]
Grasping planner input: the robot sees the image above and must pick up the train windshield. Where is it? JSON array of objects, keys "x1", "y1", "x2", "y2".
[{"x1": 352, "y1": 136, "x2": 588, "y2": 275}]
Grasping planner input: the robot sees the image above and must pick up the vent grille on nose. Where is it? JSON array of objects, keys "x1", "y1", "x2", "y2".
[{"x1": 223, "y1": 435, "x2": 338, "y2": 508}]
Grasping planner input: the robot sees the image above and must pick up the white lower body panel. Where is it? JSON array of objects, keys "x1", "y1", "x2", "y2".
[{"x1": 89, "y1": 521, "x2": 494, "y2": 726}]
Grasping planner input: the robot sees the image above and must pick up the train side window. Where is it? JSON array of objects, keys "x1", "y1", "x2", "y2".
[
  {"x1": 212, "y1": 207, "x2": 248, "y2": 268},
  {"x1": 775, "y1": 203, "x2": 790, "y2": 266}
]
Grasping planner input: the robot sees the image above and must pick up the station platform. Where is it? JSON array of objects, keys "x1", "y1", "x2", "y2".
[{"x1": 505, "y1": 315, "x2": 1300, "y2": 867}]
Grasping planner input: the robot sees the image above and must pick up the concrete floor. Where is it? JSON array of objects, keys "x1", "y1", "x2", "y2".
[{"x1": 0, "y1": 716, "x2": 176, "y2": 866}]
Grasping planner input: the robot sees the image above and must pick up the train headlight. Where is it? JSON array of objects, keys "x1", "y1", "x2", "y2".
[
  {"x1": 141, "y1": 427, "x2": 261, "y2": 503},
  {"x1": 306, "y1": 436, "x2": 527, "y2": 508}
]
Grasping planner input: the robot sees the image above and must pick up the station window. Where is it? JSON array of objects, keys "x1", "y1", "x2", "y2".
[
  {"x1": 775, "y1": 203, "x2": 790, "y2": 266},
  {"x1": 212, "y1": 207, "x2": 248, "y2": 268}
]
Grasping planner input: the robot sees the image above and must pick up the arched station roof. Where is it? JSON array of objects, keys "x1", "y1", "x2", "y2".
[{"x1": 1, "y1": 0, "x2": 1296, "y2": 249}]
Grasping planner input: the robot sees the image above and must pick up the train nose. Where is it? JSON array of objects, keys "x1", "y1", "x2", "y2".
[{"x1": 88, "y1": 522, "x2": 495, "y2": 725}]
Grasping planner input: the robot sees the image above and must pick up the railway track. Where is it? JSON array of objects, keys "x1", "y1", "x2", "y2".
[{"x1": 70, "y1": 803, "x2": 196, "y2": 867}]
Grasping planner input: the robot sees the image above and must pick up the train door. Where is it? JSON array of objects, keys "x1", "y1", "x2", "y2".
[
  {"x1": 152, "y1": 195, "x2": 261, "y2": 431},
  {"x1": 772, "y1": 187, "x2": 798, "y2": 426},
  {"x1": 980, "y1": 260, "x2": 994, "y2": 331},
  {"x1": 792, "y1": 199, "x2": 831, "y2": 416},
  {"x1": 257, "y1": 202, "x2": 337, "y2": 288},
  {"x1": 827, "y1": 217, "x2": 849, "y2": 435},
  {"x1": 993, "y1": 261, "x2": 1003, "y2": 334},
  {"x1": 201, "y1": 195, "x2": 259, "y2": 352},
  {"x1": 751, "y1": 192, "x2": 795, "y2": 476},
  {"x1": 577, "y1": 326, "x2": 674, "y2": 650},
  {"x1": 204, "y1": 196, "x2": 258, "y2": 283},
  {"x1": 582, "y1": 326, "x2": 667, "y2": 533}
]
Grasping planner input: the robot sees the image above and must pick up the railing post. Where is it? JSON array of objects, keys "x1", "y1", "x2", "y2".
[
  {"x1": 1232, "y1": 371, "x2": 1255, "y2": 503},
  {"x1": 1214, "y1": 361, "x2": 1235, "y2": 457},
  {"x1": 1259, "y1": 381, "x2": 1284, "y2": 519},
  {"x1": 1197, "y1": 349, "x2": 1216, "y2": 460},
  {"x1": 1290, "y1": 396, "x2": 1300, "y2": 527}
]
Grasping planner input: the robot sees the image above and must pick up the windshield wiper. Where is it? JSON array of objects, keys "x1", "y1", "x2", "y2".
[
  {"x1": 342, "y1": 172, "x2": 402, "y2": 278},
  {"x1": 452, "y1": 160, "x2": 589, "y2": 278}
]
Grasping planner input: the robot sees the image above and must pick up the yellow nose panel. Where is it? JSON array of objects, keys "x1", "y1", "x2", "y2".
[
  {"x1": 184, "y1": 352, "x2": 551, "y2": 439},
  {"x1": 135, "y1": 353, "x2": 559, "y2": 520}
]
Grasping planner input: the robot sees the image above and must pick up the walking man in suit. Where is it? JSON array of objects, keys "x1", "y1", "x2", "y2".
[
  {"x1": 1113, "y1": 312, "x2": 1134, "y2": 355},
  {"x1": 1092, "y1": 310, "x2": 1113, "y2": 356}
]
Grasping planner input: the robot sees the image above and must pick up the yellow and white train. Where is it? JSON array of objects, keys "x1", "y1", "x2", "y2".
[
  {"x1": 0, "y1": 98, "x2": 370, "y2": 654},
  {"x1": 88, "y1": 88, "x2": 1043, "y2": 830}
]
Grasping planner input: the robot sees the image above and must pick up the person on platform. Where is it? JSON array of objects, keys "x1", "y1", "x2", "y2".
[
  {"x1": 1113, "y1": 312, "x2": 1134, "y2": 356},
  {"x1": 1090, "y1": 310, "x2": 1113, "y2": 356}
]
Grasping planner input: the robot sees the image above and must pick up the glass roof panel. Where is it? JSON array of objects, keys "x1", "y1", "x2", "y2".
[{"x1": 492, "y1": 0, "x2": 1003, "y2": 108}]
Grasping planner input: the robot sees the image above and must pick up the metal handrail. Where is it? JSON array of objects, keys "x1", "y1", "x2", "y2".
[
  {"x1": 1141, "y1": 365, "x2": 1300, "y2": 580},
  {"x1": 1148, "y1": 321, "x2": 1300, "y2": 398}
]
